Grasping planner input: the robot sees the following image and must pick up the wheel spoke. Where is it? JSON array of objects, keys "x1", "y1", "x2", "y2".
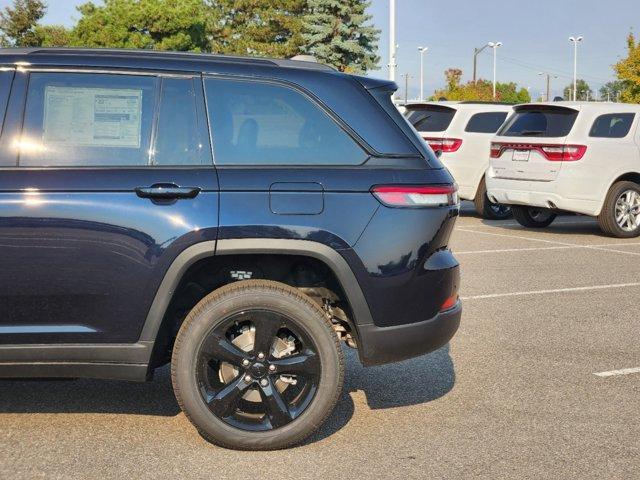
[
  {"x1": 271, "y1": 351, "x2": 319, "y2": 377},
  {"x1": 259, "y1": 378, "x2": 293, "y2": 428},
  {"x1": 207, "y1": 375, "x2": 251, "y2": 418},
  {"x1": 252, "y1": 313, "x2": 283, "y2": 357},
  {"x1": 201, "y1": 333, "x2": 248, "y2": 366}
]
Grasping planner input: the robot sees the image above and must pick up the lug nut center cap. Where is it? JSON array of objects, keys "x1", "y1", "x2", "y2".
[{"x1": 249, "y1": 363, "x2": 267, "y2": 378}]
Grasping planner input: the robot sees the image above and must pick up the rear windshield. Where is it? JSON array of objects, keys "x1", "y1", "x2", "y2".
[
  {"x1": 465, "y1": 112, "x2": 509, "y2": 133},
  {"x1": 498, "y1": 107, "x2": 578, "y2": 137},
  {"x1": 404, "y1": 106, "x2": 456, "y2": 132},
  {"x1": 590, "y1": 113, "x2": 635, "y2": 138}
]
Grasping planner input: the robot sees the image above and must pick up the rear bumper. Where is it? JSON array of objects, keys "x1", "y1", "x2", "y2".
[
  {"x1": 486, "y1": 176, "x2": 601, "y2": 216},
  {"x1": 357, "y1": 301, "x2": 461, "y2": 366}
]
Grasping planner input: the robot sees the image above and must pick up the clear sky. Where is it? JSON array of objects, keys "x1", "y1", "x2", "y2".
[{"x1": 2, "y1": 0, "x2": 639, "y2": 99}]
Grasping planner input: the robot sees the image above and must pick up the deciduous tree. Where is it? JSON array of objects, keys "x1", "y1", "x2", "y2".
[
  {"x1": 0, "y1": 0, "x2": 46, "y2": 47},
  {"x1": 615, "y1": 33, "x2": 640, "y2": 103}
]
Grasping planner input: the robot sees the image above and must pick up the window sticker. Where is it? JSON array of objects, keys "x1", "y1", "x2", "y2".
[{"x1": 43, "y1": 86, "x2": 142, "y2": 148}]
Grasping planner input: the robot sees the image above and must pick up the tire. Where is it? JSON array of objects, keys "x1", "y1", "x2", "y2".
[
  {"x1": 597, "y1": 181, "x2": 640, "y2": 238},
  {"x1": 171, "y1": 279, "x2": 344, "y2": 450},
  {"x1": 473, "y1": 178, "x2": 512, "y2": 220},
  {"x1": 511, "y1": 205, "x2": 557, "y2": 228}
]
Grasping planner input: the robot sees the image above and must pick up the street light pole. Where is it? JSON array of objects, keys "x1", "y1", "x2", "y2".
[
  {"x1": 473, "y1": 44, "x2": 490, "y2": 84},
  {"x1": 418, "y1": 47, "x2": 428, "y2": 101},
  {"x1": 569, "y1": 36, "x2": 583, "y2": 102},
  {"x1": 402, "y1": 73, "x2": 412, "y2": 104},
  {"x1": 389, "y1": 0, "x2": 397, "y2": 83},
  {"x1": 538, "y1": 72, "x2": 557, "y2": 102},
  {"x1": 488, "y1": 42, "x2": 502, "y2": 99}
]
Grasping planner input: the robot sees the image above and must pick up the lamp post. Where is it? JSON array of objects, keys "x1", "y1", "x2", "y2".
[
  {"x1": 569, "y1": 36, "x2": 583, "y2": 101},
  {"x1": 473, "y1": 43, "x2": 491, "y2": 84},
  {"x1": 538, "y1": 72, "x2": 558, "y2": 102},
  {"x1": 389, "y1": 0, "x2": 397, "y2": 82},
  {"x1": 488, "y1": 42, "x2": 502, "y2": 99},
  {"x1": 418, "y1": 46, "x2": 429, "y2": 101}
]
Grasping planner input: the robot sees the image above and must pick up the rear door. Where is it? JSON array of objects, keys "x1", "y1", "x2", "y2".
[
  {"x1": 454, "y1": 109, "x2": 510, "y2": 193},
  {"x1": 0, "y1": 68, "x2": 217, "y2": 344},
  {"x1": 491, "y1": 105, "x2": 580, "y2": 181}
]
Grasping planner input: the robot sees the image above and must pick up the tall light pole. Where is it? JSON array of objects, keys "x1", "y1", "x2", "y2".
[
  {"x1": 569, "y1": 36, "x2": 583, "y2": 101},
  {"x1": 402, "y1": 73, "x2": 412, "y2": 104},
  {"x1": 473, "y1": 43, "x2": 491, "y2": 84},
  {"x1": 389, "y1": 0, "x2": 397, "y2": 83},
  {"x1": 538, "y1": 72, "x2": 557, "y2": 102},
  {"x1": 488, "y1": 42, "x2": 502, "y2": 99},
  {"x1": 418, "y1": 46, "x2": 429, "y2": 101}
]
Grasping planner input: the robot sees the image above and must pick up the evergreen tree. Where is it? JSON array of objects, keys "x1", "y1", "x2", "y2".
[
  {"x1": 301, "y1": 0, "x2": 379, "y2": 74},
  {"x1": 0, "y1": 0, "x2": 46, "y2": 47},
  {"x1": 72, "y1": 0, "x2": 211, "y2": 51},
  {"x1": 208, "y1": 0, "x2": 306, "y2": 58}
]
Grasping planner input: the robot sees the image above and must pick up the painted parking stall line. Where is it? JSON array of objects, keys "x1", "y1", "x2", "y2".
[
  {"x1": 593, "y1": 367, "x2": 640, "y2": 378},
  {"x1": 460, "y1": 282, "x2": 640, "y2": 301}
]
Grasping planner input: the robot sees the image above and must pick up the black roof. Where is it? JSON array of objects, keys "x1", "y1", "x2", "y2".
[{"x1": 0, "y1": 47, "x2": 336, "y2": 72}]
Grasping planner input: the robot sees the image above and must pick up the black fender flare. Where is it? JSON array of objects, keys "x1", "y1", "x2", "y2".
[{"x1": 139, "y1": 238, "x2": 374, "y2": 359}]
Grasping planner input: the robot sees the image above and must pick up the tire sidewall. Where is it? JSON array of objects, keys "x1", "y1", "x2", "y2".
[
  {"x1": 601, "y1": 181, "x2": 640, "y2": 238},
  {"x1": 172, "y1": 283, "x2": 342, "y2": 450}
]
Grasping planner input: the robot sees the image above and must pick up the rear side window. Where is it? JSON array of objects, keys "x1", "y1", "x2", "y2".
[
  {"x1": 465, "y1": 112, "x2": 508, "y2": 133},
  {"x1": 589, "y1": 113, "x2": 635, "y2": 138},
  {"x1": 498, "y1": 108, "x2": 578, "y2": 137},
  {"x1": 21, "y1": 72, "x2": 156, "y2": 166},
  {"x1": 404, "y1": 106, "x2": 455, "y2": 132},
  {"x1": 204, "y1": 77, "x2": 366, "y2": 166}
]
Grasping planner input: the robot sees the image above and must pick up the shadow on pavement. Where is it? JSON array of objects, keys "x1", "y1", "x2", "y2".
[{"x1": 0, "y1": 344, "x2": 455, "y2": 445}]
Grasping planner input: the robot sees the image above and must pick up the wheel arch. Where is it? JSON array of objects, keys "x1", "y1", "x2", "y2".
[
  {"x1": 597, "y1": 171, "x2": 640, "y2": 215},
  {"x1": 139, "y1": 239, "x2": 374, "y2": 367}
]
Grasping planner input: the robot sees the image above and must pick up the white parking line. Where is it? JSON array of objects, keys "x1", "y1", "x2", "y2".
[
  {"x1": 467, "y1": 219, "x2": 597, "y2": 228},
  {"x1": 456, "y1": 245, "x2": 577, "y2": 255},
  {"x1": 460, "y1": 281, "x2": 640, "y2": 300},
  {"x1": 457, "y1": 228, "x2": 640, "y2": 257},
  {"x1": 593, "y1": 367, "x2": 640, "y2": 378}
]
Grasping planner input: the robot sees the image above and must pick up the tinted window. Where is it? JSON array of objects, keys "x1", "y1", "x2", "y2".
[
  {"x1": 204, "y1": 78, "x2": 366, "y2": 166},
  {"x1": 154, "y1": 77, "x2": 210, "y2": 166},
  {"x1": 404, "y1": 106, "x2": 455, "y2": 132},
  {"x1": 21, "y1": 72, "x2": 156, "y2": 167},
  {"x1": 589, "y1": 113, "x2": 635, "y2": 138},
  {"x1": 465, "y1": 111, "x2": 508, "y2": 133},
  {"x1": 498, "y1": 108, "x2": 578, "y2": 137}
]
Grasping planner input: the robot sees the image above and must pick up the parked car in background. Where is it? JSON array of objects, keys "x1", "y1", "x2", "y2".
[
  {"x1": 487, "y1": 102, "x2": 640, "y2": 238},
  {"x1": 0, "y1": 48, "x2": 462, "y2": 450},
  {"x1": 404, "y1": 101, "x2": 513, "y2": 219}
]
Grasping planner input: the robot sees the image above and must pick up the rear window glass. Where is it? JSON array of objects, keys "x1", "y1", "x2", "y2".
[
  {"x1": 404, "y1": 106, "x2": 455, "y2": 132},
  {"x1": 465, "y1": 112, "x2": 509, "y2": 133},
  {"x1": 498, "y1": 108, "x2": 578, "y2": 137},
  {"x1": 589, "y1": 113, "x2": 635, "y2": 138},
  {"x1": 205, "y1": 78, "x2": 366, "y2": 166}
]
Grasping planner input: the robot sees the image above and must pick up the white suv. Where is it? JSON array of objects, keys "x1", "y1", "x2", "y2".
[
  {"x1": 486, "y1": 102, "x2": 640, "y2": 237},
  {"x1": 404, "y1": 101, "x2": 513, "y2": 219}
]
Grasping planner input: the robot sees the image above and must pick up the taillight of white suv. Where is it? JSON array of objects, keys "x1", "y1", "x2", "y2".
[
  {"x1": 423, "y1": 137, "x2": 463, "y2": 153},
  {"x1": 490, "y1": 142, "x2": 587, "y2": 161}
]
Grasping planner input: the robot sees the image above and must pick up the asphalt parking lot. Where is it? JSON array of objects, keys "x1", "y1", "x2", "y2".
[{"x1": 1, "y1": 203, "x2": 639, "y2": 480}]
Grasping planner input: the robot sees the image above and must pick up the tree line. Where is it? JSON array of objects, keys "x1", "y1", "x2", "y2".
[{"x1": 0, "y1": 0, "x2": 379, "y2": 74}]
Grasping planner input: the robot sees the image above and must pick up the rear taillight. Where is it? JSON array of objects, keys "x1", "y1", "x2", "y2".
[
  {"x1": 490, "y1": 142, "x2": 587, "y2": 161},
  {"x1": 372, "y1": 185, "x2": 459, "y2": 207},
  {"x1": 440, "y1": 294, "x2": 459, "y2": 312},
  {"x1": 423, "y1": 137, "x2": 463, "y2": 153}
]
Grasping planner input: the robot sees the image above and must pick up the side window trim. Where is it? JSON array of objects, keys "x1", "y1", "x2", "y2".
[
  {"x1": 203, "y1": 73, "x2": 373, "y2": 161},
  {"x1": 0, "y1": 68, "x2": 27, "y2": 167}
]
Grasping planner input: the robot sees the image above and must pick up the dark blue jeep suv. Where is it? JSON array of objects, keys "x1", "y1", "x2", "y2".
[{"x1": 0, "y1": 48, "x2": 461, "y2": 450}]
